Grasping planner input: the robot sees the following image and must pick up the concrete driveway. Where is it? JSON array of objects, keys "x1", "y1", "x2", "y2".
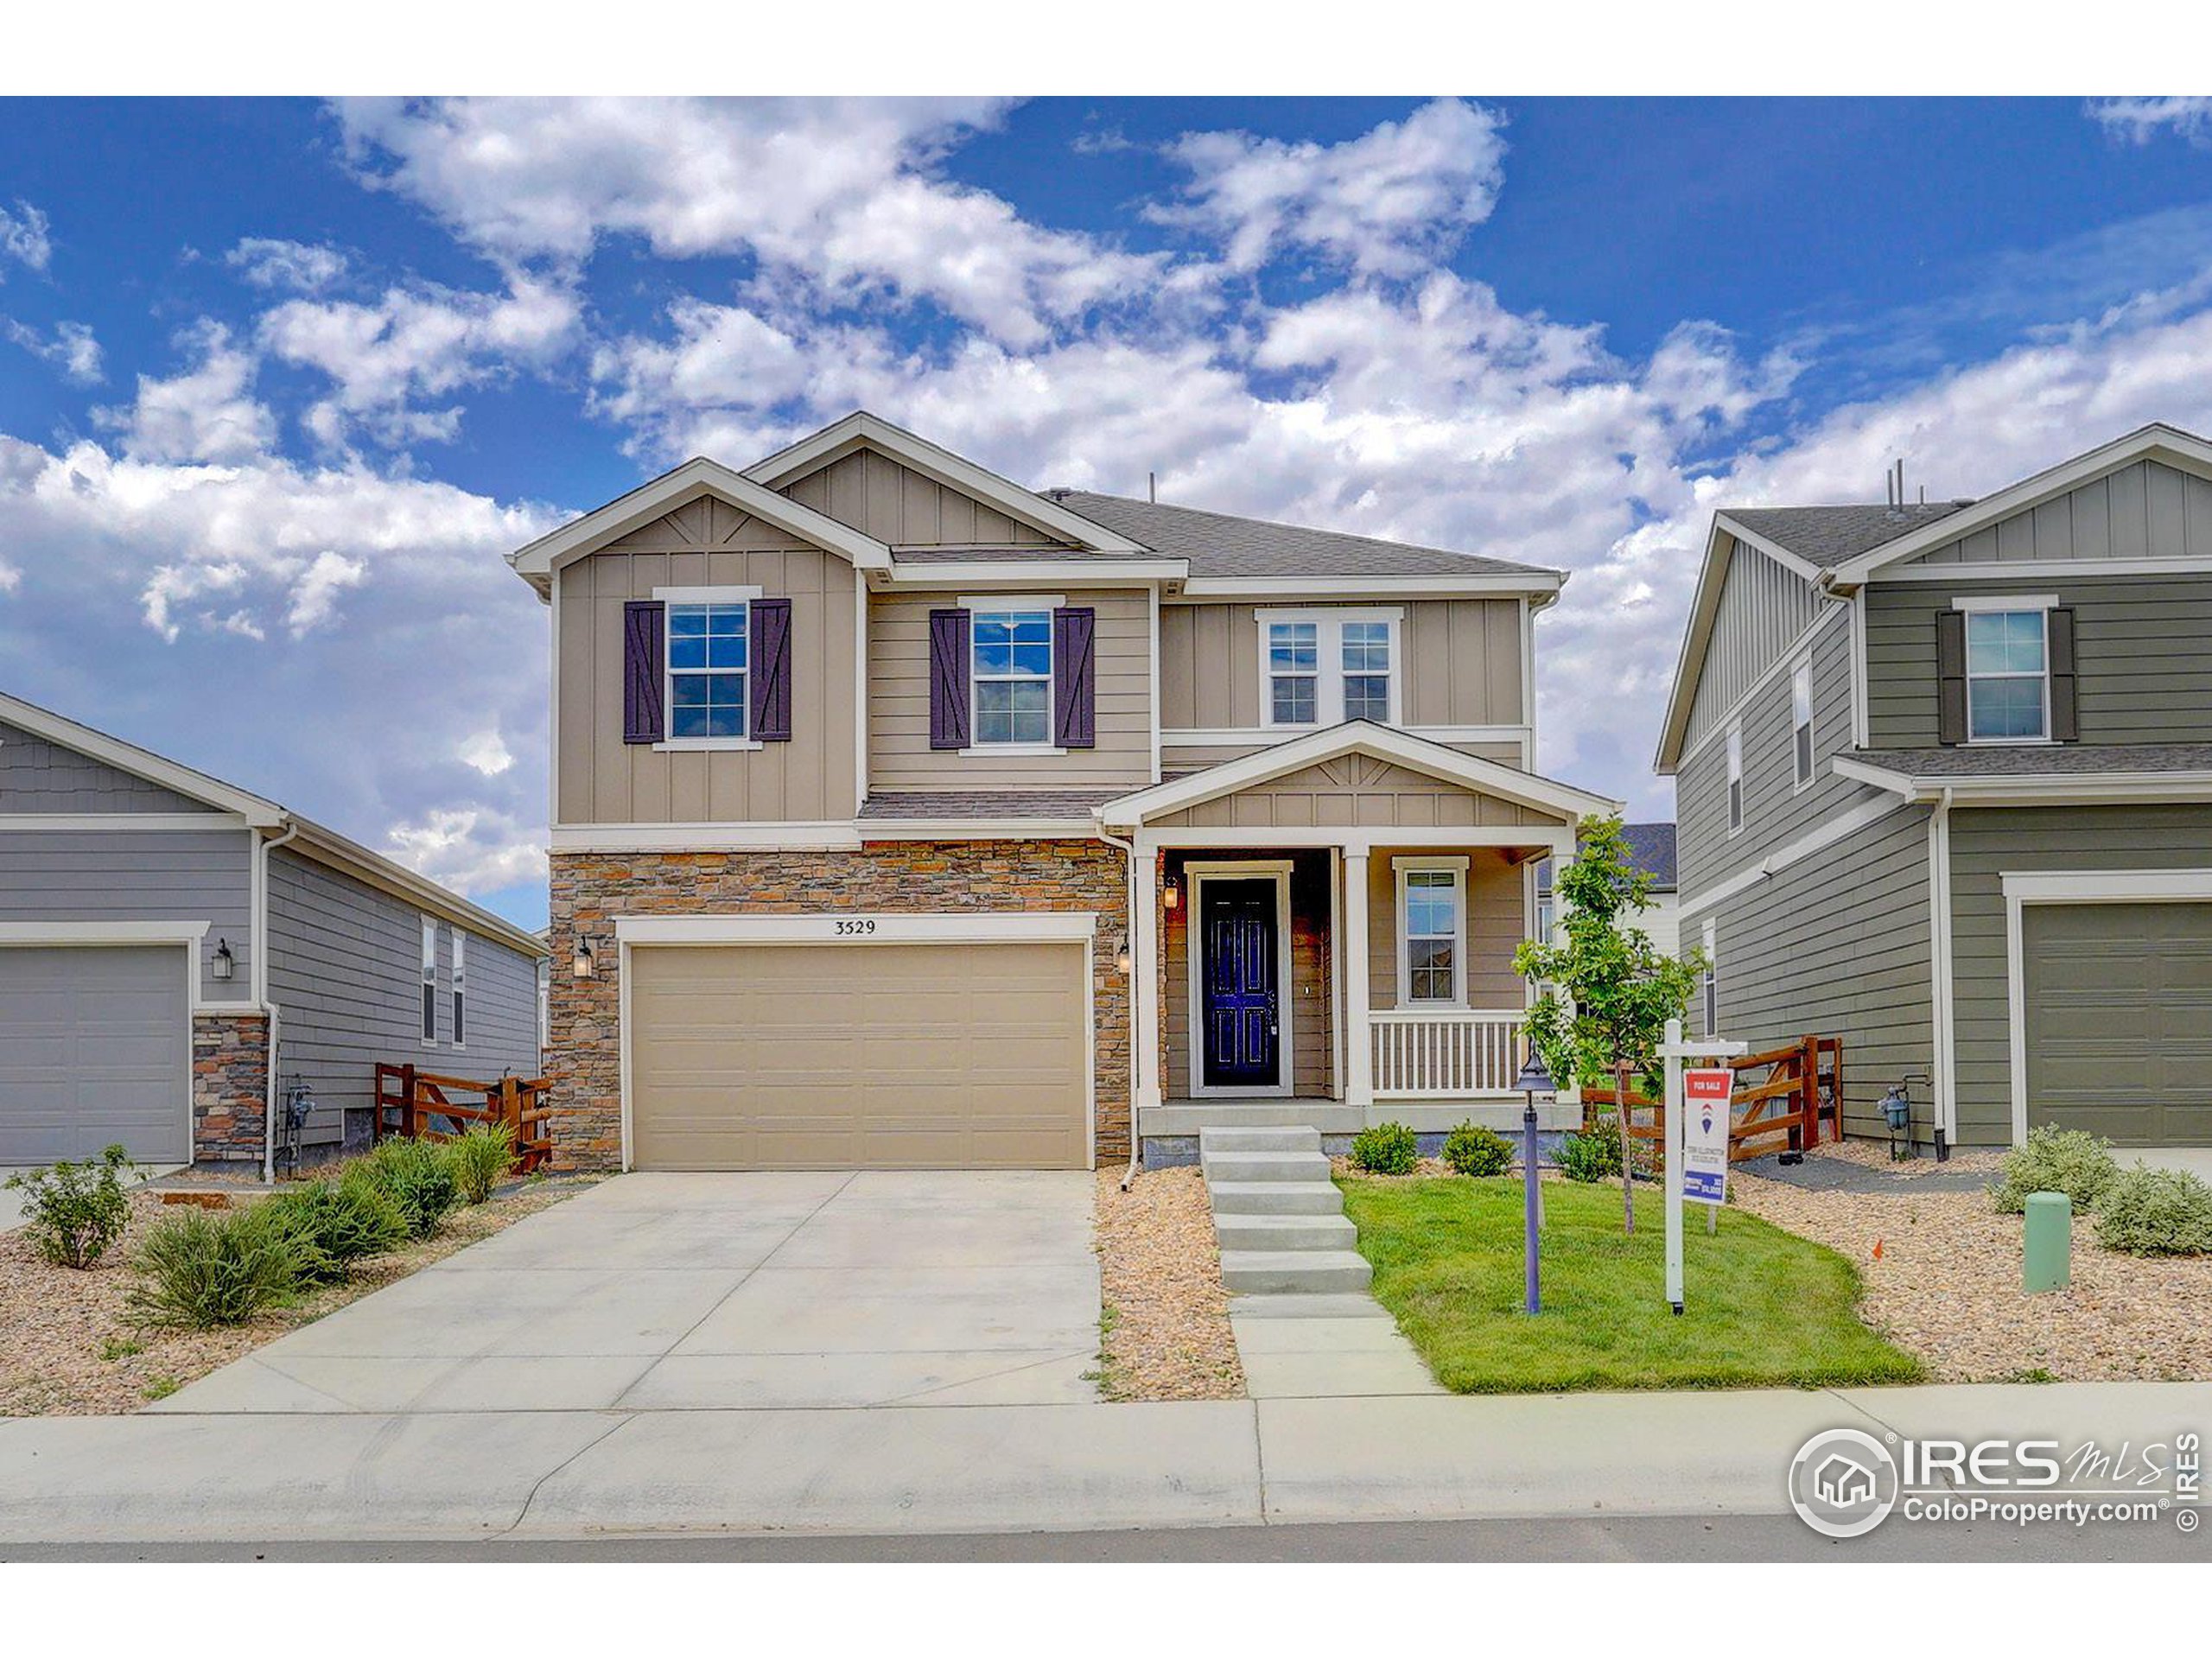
[{"x1": 154, "y1": 1171, "x2": 1103, "y2": 1414}]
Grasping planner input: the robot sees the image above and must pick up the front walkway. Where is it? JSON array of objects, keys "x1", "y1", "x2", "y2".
[{"x1": 151, "y1": 1171, "x2": 1103, "y2": 1414}]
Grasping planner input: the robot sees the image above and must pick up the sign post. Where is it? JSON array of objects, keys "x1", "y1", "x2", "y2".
[{"x1": 1659, "y1": 1017, "x2": 1745, "y2": 1315}]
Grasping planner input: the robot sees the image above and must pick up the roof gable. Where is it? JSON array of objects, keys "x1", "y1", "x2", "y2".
[
  {"x1": 1654, "y1": 523, "x2": 1828, "y2": 772},
  {"x1": 0, "y1": 690, "x2": 282, "y2": 824}
]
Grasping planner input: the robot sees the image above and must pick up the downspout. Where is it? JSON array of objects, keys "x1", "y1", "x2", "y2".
[
  {"x1": 254, "y1": 817, "x2": 302, "y2": 1183},
  {"x1": 1096, "y1": 823, "x2": 1144, "y2": 1191},
  {"x1": 1927, "y1": 787, "x2": 1955, "y2": 1162}
]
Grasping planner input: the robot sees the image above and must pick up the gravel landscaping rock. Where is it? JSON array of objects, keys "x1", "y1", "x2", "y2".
[
  {"x1": 1, "y1": 1174, "x2": 601, "y2": 1416},
  {"x1": 1093, "y1": 1167, "x2": 1244, "y2": 1402},
  {"x1": 1733, "y1": 1152, "x2": 2212, "y2": 1383}
]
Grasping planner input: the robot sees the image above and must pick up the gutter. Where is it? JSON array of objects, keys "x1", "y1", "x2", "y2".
[
  {"x1": 1094, "y1": 823, "x2": 1144, "y2": 1192},
  {"x1": 1928, "y1": 787, "x2": 1956, "y2": 1160},
  {"x1": 253, "y1": 817, "x2": 303, "y2": 1184}
]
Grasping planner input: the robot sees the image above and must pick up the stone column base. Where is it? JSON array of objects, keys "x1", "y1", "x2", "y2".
[{"x1": 192, "y1": 1011, "x2": 270, "y2": 1168}]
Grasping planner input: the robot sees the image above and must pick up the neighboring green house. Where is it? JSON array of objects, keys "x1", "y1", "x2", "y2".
[{"x1": 1657, "y1": 423, "x2": 2212, "y2": 1153}]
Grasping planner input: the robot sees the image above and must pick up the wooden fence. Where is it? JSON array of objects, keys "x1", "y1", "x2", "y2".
[
  {"x1": 372, "y1": 1064, "x2": 556, "y2": 1173},
  {"x1": 1580, "y1": 1035, "x2": 1842, "y2": 1164}
]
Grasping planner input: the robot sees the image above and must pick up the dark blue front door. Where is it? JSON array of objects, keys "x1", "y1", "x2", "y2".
[{"x1": 1202, "y1": 879, "x2": 1281, "y2": 1089}]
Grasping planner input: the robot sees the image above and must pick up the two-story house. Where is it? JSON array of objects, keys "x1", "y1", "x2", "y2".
[
  {"x1": 515, "y1": 412, "x2": 1614, "y2": 1173},
  {"x1": 1660, "y1": 423, "x2": 2212, "y2": 1154}
]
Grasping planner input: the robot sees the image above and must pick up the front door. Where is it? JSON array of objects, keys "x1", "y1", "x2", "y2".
[{"x1": 1201, "y1": 878, "x2": 1281, "y2": 1090}]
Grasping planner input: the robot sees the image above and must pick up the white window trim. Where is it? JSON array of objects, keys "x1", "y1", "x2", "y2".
[
  {"x1": 451, "y1": 928, "x2": 467, "y2": 1052},
  {"x1": 1725, "y1": 723, "x2": 1745, "y2": 837},
  {"x1": 419, "y1": 916, "x2": 439, "y2": 1048},
  {"x1": 963, "y1": 597, "x2": 1061, "y2": 756},
  {"x1": 1394, "y1": 854, "x2": 1471, "y2": 1007},
  {"x1": 1255, "y1": 607, "x2": 1406, "y2": 731},
  {"x1": 1789, "y1": 657, "x2": 1815, "y2": 794},
  {"x1": 654, "y1": 584, "x2": 763, "y2": 753},
  {"x1": 1700, "y1": 918, "x2": 1718, "y2": 1038},
  {"x1": 1954, "y1": 595, "x2": 2058, "y2": 748}
]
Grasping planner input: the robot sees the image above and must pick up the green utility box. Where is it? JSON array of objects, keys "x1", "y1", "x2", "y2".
[{"x1": 2023, "y1": 1192, "x2": 2072, "y2": 1293}]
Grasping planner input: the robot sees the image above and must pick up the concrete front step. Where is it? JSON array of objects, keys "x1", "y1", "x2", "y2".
[
  {"x1": 1219, "y1": 1249, "x2": 1373, "y2": 1295},
  {"x1": 1208, "y1": 1180, "x2": 1344, "y2": 1217},
  {"x1": 1198, "y1": 1126, "x2": 1321, "y2": 1155},
  {"x1": 1213, "y1": 1213, "x2": 1357, "y2": 1254},
  {"x1": 1199, "y1": 1149, "x2": 1333, "y2": 1185},
  {"x1": 1141, "y1": 1101, "x2": 1366, "y2": 1137},
  {"x1": 1226, "y1": 1292, "x2": 1395, "y2": 1319}
]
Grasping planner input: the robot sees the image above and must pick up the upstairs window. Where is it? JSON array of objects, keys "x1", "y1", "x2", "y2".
[
  {"x1": 1726, "y1": 724, "x2": 1745, "y2": 836},
  {"x1": 667, "y1": 598, "x2": 749, "y2": 742},
  {"x1": 1791, "y1": 659, "x2": 1815, "y2": 790},
  {"x1": 1964, "y1": 608, "x2": 2049, "y2": 742},
  {"x1": 971, "y1": 607, "x2": 1053, "y2": 746},
  {"x1": 1259, "y1": 610, "x2": 1401, "y2": 728},
  {"x1": 419, "y1": 918, "x2": 438, "y2": 1045},
  {"x1": 451, "y1": 930, "x2": 467, "y2": 1048}
]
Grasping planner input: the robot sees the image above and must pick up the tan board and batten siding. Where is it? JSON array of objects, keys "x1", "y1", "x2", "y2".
[
  {"x1": 1147, "y1": 756, "x2": 1553, "y2": 831},
  {"x1": 626, "y1": 940, "x2": 1090, "y2": 1170},
  {"x1": 868, "y1": 588, "x2": 1154, "y2": 791},
  {"x1": 556, "y1": 499, "x2": 861, "y2": 826},
  {"x1": 779, "y1": 448, "x2": 1071, "y2": 549}
]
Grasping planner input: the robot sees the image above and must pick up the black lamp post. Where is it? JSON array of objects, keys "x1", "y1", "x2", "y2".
[{"x1": 1512, "y1": 1046, "x2": 1554, "y2": 1315}]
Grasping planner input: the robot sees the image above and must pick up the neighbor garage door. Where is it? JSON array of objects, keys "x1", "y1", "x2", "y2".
[
  {"x1": 628, "y1": 940, "x2": 1090, "y2": 1170},
  {"x1": 0, "y1": 946, "x2": 191, "y2": 1164},
  {"x1": 2023, "y1": 901, "x2": 2212, "y2": 1145}
]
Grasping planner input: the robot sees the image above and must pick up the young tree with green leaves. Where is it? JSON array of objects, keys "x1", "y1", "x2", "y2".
[{"x1": 1511, "y1": 815, "x2": 1706, "y2": 1093}]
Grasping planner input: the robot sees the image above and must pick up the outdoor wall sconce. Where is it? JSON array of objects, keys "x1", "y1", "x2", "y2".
[
  {"x1": 1162, "y1": 875, "x2": 1180, "y2": 912},
  {"x1": 1112, "y1": 931, "x2": 1132, "y2": 976},
  {"x1": 572, "y1": 936, "x2": 599, "y2": 980},
  {"x1": 210, "y1": 938, "x2": 235, "y2": 982}
]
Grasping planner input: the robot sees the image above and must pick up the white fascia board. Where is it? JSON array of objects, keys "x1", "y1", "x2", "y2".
[
  {"x1": 0, "y1": 689, "x2": 286, "y2": 827},
  {"x1": 0, "y1": 919, "x2": 211, "y2": 944},
  {"x1": 1828, "y1": 755, "x2": 1922, "y2": 798},
  {"x1": 284, "y1": 819, "x2": 549, "y2": 960},
  {"x1": 1830, "y1": 755, "x2": 2212, "y2": 806},
  {"x1": 506, "y1": 456, "x2": 893, "y2": 595},
  {"x1": 883, "y1": 559, "x2": 1185, "y2": 588},
  {"x1": 1826, "y1": 423, "x2": 2212, "y2": 588},
  {"x1": 2001, "y1": 868, "x2": 2212, "y2": 903},
  {"x1": 616, "y1": 912, "x2": 1098, "y2": 945},
  {"x1": 1674, "y1": 791, "x2": 1911, "y2": 920},
  {"x1": 1173, "y1": 573, "x2": 1562, "y2": 600},
  {"x1": 1160, "y1": 725, "x2": 1529, "y2": 749},
  {"x1": 1872, "y1": 556, "x2": 2212, "y2": 584},
  {"x1": 740, "y1": 411, "x2": 1150, "y2": 555},
  {"x1": 1097, "y1": 720, "x2": 1617, "y2": 830},
  {"x1": 1711, "y1": 514, "x2": 1825, "y2": 582},
  {"x1": 551, "y1": 821, "x2": 865, "y2": 854}
]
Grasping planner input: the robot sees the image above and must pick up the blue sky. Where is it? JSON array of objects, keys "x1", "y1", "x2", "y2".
[{"x1": 3, "y1": 95, "x2": 2212, "y2": 929}]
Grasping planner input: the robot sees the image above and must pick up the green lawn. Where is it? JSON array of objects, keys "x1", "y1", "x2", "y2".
[{"x1": 1337, "y1": 1174, "x2": 1924, "y2": 1394}]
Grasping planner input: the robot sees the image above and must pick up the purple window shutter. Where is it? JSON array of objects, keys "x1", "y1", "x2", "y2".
[
  {"x1": 1053, "y1": 606, "x2": 1096, "y2": 748},
  {"x1": 929, "y1": 608, "x2": 971, "y2": 749},
  {"x1": 622, "y1": 601, "x2": 664, "y2": 745},
  {"x1": 750, "y1": 598, "x2": 793, "y2": 742}
]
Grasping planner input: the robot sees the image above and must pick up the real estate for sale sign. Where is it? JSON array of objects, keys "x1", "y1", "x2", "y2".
[{"x1": 1682, "y1": 1067, "x2": 1732, "y2": 1206}]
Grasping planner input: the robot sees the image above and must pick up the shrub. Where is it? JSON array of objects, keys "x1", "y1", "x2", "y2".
[
  {"x1": 2094, "y1": 1165, "x2": 2212, "y2": 1257},
  {"x1": 1350, "y1": 1122, "x2": 1420, "y2": 1175},
  {"x1": 4, "y1": 1144, "x2": 140, "y2": 1268},
  {"x1": 448, "y1": 1122, "x2": 518, "y2": 1205},
  {"x1": 261, "y1": 1179, "x2": 409, "y2": 1282},
  {"x1": 1554, "y1": 1124, "x2": 1625, "y2": 1184},
  {"x1": 126, "y1": 1204, "x2": 307, "y2": 1330},
  {"x1": 1442, "y1": 1122, "x2": 1513, "y2": 1178},
  {"x1": 348, "y1": 1137, "x2": 459, "y2": 1239},
  {"x1": 1992, "y1": 1126, "x2": 2120, "y2": 1214}
]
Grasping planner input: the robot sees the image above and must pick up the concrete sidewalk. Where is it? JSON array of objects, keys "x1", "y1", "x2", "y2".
[{"x1": 3, "y1": 1381, "x2": 2202, "y2": 1543}]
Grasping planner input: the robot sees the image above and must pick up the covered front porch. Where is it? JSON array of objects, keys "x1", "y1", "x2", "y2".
[{"x1": 1097, "y1": 723, "x2": 1616, "y2": 1163}]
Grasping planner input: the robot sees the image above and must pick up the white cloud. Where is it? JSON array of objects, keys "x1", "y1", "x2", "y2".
[
  {"x1": 95, "y1": 324, "x2": 276, "y2": 464},
  {"x1": 1156, "y1": 99, "x2": 1507, "y2": 276},
  {"x1": 457, "y1": 728, "x2": 513, "y2": 777},
  {"x1": 258, "y1": 272, "x2": 581, "y2": 448},
  {"x1": 284, "y1": 549, "x2": 366, "y2": 636},
  {"x1": 226, "y1": 237, "x2": 349, "y2": 291},
  {"x1": 0, "y1": 200, "x2": 51, "y2": 275},
  {"x1": 3, "y1": 317, "x2": 102, "y2": 384},
  {"x1": 2088, "y1": 98, "x2": 2212, "y2": 147},
  {"x1": 382, "y1": 805, "x2": 544, "y2": 894}
]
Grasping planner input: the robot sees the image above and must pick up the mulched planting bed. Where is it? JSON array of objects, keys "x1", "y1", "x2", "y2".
[
  {"x1": 1092, "y1": 1166, "x2": 1245, "y2": 1402},
  {"x1": 1, "y1": 1174, "x2": 601, "y2": 1416},
  {"x1": 1733, "y1": 1158, "x2": 2212, "y2": 1383}
]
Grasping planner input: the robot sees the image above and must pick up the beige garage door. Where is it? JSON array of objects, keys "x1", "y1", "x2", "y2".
[
  {"x1": 2024, "y1": 900, "x2": 2212, "y2": 1146},
  {"x1": 628, "y1": 940, "x2": 1090, "y2": 1170}
]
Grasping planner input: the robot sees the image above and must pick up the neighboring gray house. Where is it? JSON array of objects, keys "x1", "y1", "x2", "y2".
[
  {"x1": 1536, "y1": 822, "x2": 1679, "y2": 957},
  {"x1": 1657, "y1": 424, "x2": 2212, "y2": 1152},
  {"x1": 0, "y1": 690, "x2": 546, "y2": 1172}
]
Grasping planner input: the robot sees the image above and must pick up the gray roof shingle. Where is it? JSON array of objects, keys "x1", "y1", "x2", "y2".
[
  {"x1": 1538, "y1": 820, "x2": 1676, "y2": 893},
  {"x1": 1846, "y1": 744, "x2": 2212, "y2": 779},
  {"x1": 857, "y1": 789, "x2": 1127, "y2": 822},
  {"x1": 1722, "y1": 501, "x2": 1973, "y2": 569},
  {"x1": 1043, "y1": 490, "x2": 1558, "y2": 581}
]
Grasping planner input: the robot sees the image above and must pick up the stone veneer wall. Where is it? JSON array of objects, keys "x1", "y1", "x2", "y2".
[
  {"x1": 192, "y1": 1011, "x2": 268, "y2": 1166},
  {"x1": 548, "y1": 840, "x2": 1132, "y2": 1171}
]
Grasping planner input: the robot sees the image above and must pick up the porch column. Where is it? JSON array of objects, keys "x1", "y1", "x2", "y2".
[
  {"x1": 1343, "y1": 848, "x2": 1374, "y2": 1108},
  {"x1": 1133, "y1": 837, "x2": 1163, "y2": 1113}
]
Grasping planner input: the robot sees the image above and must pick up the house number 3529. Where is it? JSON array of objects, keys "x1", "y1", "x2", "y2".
[{"x1": 834, "y1": 919, "x2": 878, "y2": 936}]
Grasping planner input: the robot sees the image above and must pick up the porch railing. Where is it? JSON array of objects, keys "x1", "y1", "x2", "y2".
[{"x1": 1370, "y1": 1008, "x2": 1527, "y2": 1098}]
